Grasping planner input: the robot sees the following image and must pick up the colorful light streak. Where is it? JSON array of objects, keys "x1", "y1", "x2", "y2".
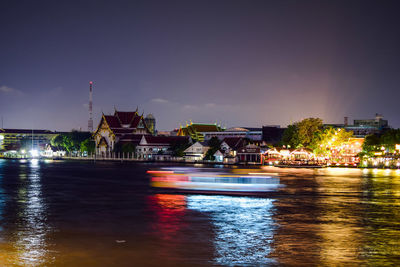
[{"x1": 148, "y1": 168, "x2": 282, "y2": 193}]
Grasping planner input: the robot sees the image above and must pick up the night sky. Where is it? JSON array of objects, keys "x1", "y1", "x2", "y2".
[{"x1": 1, "y1": 0, "x2": 399, "y2": 131}]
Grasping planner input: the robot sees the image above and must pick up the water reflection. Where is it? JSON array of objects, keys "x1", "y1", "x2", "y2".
[
  {"x1": 361, "y1": 169, "x2": 400, "y2": 264},
  {"x1": 187, "y1": 195, "x2": 276, "y2": 265},
  {"x1": 2, "y1": 161, "x2": 400, "y2": 265},
  {"x1": 315, "y1": 172, "x2": 365, "y2": 265},
  {"x1": 12, "y1": 159, "x2": 52, "y2": 266},
  {"x1": 0, "y1": 160, "x2": 5, "y2": 233}
]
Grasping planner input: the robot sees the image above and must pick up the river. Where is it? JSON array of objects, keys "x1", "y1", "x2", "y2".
[{"x1": 0, "y1": 159, "x2": 399, "y2": 266}]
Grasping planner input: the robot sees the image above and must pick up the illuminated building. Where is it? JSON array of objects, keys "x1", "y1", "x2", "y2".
[
  {"x1": 354, "y1": 113, "x2": 388, "y2": 129},
  {"x1": 325, "y1": 114, "x2": 390, "y2": 137},
  {"x1": 136, "y1": 135, "x2": 191, "y2": 160},
  {"x1": 0, "y1": 128, "x2": 57, "y2": 152},
  {"x1": 330, "y1": 137, "x2": 364, "y2": 164},
  {"x1": 220, "y1": 137, "x2": 245, "y2": 156},
  {"x1": 93, "y1": 108, "x2": 151, "y2": 156},
  {"x1": 237, "y1": 144, "x2": 262, "y2": 163},
  {"x1": 218, "y1": 137, "x2": 246, "y2": 163},
  {"x1": 183, "y1": 141, "x2": 209, "y2": 161},
  {"x1": 177, "y1": 122, "x2": 223, "y2": 142}
]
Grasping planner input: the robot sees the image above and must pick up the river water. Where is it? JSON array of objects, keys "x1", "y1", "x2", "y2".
[{"x1": 0, "y1": 159, "x2": 399, "y2": 266}]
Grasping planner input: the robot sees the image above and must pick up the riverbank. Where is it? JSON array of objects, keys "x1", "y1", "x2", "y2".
[{"x1": 2, "y1": 156, "x2": 400, "y2": 169}]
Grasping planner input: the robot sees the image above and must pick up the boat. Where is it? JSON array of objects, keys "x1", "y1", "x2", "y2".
[{"x1": 148, "y1": 169, "x2": 283, "y2": 194}]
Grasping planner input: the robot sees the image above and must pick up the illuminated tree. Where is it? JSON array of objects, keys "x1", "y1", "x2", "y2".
[{"x1": 312, "y1": 127, "x2": 353, "y2": 157}]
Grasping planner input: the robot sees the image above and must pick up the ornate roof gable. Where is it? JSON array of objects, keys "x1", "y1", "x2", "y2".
[{"x1": 93, "y1": 114, "x2": 114, "y2": 137}]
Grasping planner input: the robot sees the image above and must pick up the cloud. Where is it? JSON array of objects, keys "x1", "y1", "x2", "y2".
[
  {"x1": 183, "y1": 103, "x2": 217, "y2": 110},
  {"x1": 0, "y1": 85, "x2": 13, "y2": 93},
  {"x1": 205, "y1": 103, "x2": 216, "y2": 108},
  {"x1": 0, "y1": 85, "x2": 23, "y2": 95},
  {"x1": 151, "y1": 98, "x2": 169, "y2": 103},
  {"x1": 182, "y1": 104, "x2": 199, "y2": 110}
]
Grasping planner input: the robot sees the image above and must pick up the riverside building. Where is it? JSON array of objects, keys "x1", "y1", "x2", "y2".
[
  {"x1": 0, "y1": 128, "x2": 57, "y2": 152},
  {"x1": 177, "y1": 122, "x2": 224, "y2": 142},
  {"x1": 325, "y1": 113, "x2": 390, "y2": 137},
  {"x1": 204, "y1": 127, "x2": 262, "y2": 141},
  {"x1": 93, "y1": 109, "x2": 151, "y2": 156}
]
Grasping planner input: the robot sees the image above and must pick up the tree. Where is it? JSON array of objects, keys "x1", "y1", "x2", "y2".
[
  {"x1": 80, "y1": 138, "x2": 95, "y2": 154},
  {"x1": 51, "y1": 134, "x2": 64, "y2": 149},
  {"x1": 113, "y1": 142, "x2": 136, "y2": 154},
  {"x1": 380, "y1": 129, "x2": 400, "y2": 152},
  {"x1": 50, "y1": 131, "x2": 91, "y2": 153},
  {"x1": 122, "y1": 143, "x2": 136, "y2": 153},
  {"x1": 281, "y1": 124, "x2": 300, "y2": 148},
  {"x1": 362, "y1": 134, "x2": 381, "y2": 154},
  {"x1": 312, "y1": 127, "x2": 353, "y2": 157},
  {"x1": 170, "y1": 139, "x2": 191, "y2": 157},
  {"x1": 296, "y1": 118, "x2": 323, "y2": 148},
  {"x1": 208, "y1": 136, "x2": 221, "y2": 148},
  {"x1": 204, "y1": 137, "x2": 221, "y2": 160},
  {"x1": 281, "y1": 118, "x2": 322, "y2": 148}
]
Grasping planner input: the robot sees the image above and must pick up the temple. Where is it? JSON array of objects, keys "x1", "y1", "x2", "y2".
[
  {"x1": 177, "y1": 122, "x2": 224, "y2": 142},
  {"x1": 93, "y1": 109, "x2": 151, "y2": 155}
]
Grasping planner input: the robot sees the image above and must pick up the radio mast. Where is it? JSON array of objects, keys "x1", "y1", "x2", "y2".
[{"x1": 88, "y1": 81, "x2": 93, "y2": 132}]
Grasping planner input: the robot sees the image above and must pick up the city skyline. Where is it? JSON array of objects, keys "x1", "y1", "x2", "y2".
[{"x1": 1, "y1": 0, "x2": 400, "y2": 131}]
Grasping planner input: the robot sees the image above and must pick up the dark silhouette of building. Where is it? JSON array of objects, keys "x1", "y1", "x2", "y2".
[{"x1": 262, "y1": 126, "x2": 286, "y2": 145}]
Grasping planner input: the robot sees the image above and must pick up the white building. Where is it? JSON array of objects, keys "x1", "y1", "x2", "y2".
[
  {"x1": 184, "y1": 142, "x2": 209, "y2": 161},
  {"x1": 204, "y1": 127, "x2": 262, "y2": 141},
  {"x1": 136, "y1": 135, "x2": 191, "y2": 160}
]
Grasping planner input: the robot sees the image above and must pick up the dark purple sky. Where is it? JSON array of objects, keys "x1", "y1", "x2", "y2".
[{"x1": 1, "y1": 0, "x2": 399, "y2": 131}]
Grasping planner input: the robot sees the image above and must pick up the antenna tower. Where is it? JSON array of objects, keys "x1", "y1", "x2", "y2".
[{"x1": 88, "y1": 81, "x2": 94, "y2": 132}]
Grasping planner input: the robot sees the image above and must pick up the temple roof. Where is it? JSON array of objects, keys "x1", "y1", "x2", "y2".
[
  {"x1": 118, "y1": 134, "x2": 143, "y2": 145},
  {"x1": 94, "y1": 109, "x2": 149, "y2": 136},
  {"x1": 189, "y1": 124, "x2": 222, "y2": 132},
  {"x1": 114, "y1": 111, "x2": 138, "y2": 125},
  {"x1": 221, "y1": 137, "x2": 245, "y2": 150},
  {"x1": 104, "y1": 115, "x2": 122, "y2": 128},
  {"x1": 178, "y1": 123, "x2": 223, "y2": 134},
  {"x1": 130, "y1": 116, "x2": 142, "y2": 128},
  {"x1": 112, "y1": 128, "x2": 135, "y2": 134}
]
